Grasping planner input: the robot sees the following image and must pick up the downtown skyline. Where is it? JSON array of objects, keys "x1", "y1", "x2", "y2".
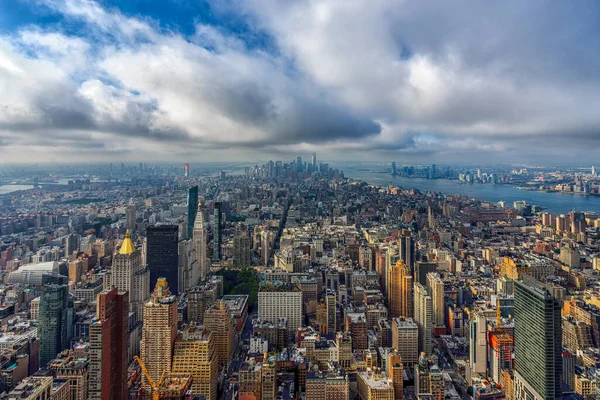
[{"x1": 1, "y1": 0, "x2": 600, "y2": 164}]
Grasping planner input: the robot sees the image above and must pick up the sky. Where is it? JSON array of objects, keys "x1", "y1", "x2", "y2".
[{"x1": 1, "y1": 0, "x2": 600, "y2": 164}]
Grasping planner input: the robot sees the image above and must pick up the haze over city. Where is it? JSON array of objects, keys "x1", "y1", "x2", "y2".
[{"x1": 1, "y1": 0, "x2": 600, "y2": 163}]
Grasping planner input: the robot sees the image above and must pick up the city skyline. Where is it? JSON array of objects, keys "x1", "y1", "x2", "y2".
[
  {"x1": 1, "y1": 0, "x2": 600, "y2": 164},
  {"x1": 0, "y1": 153, "x2": 599, "y2": 398}
]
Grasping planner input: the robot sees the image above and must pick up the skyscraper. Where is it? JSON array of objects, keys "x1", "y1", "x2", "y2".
[
  {"x1": 105, "y1": 230, "x2": 149, "y2": 319},
  {"x1": 296, "y1": 156, "x2": 303, "y2": 172},
  {"x1": 203, "y1": 301, "x2": 234, "y2": 364},
  {"x1": 514, "y1": 278, "x2": 562, "y2": 400},
  {"x1": 187, "y1": 186, "x2": 198, "y2": 240},
  {"x1": 140, "y1": 278, "x2": 178, "y2": 396},
  {"x1": 399, "y1": 231, "x2": 415, "y2": 269},
  {"x1": 426, "y1": 273, "x2": 445, "y2": 329},
  {"x1": 391, "y1": 162, "x2": 397, "y2": 176},
  {"x1": 178, "y1": 238, "x2": 198, "y2": 293},
  {"x1": 172, "y1": 326, "x2": 218, "y2": 400},
  {"x1": 126, "y1": 205, "x2": 136, "y2": 233},
  {"x1": 392, "y1": 317, "x2": 419, "y2": 368},
  {"x1": 469, "y1": 311, "x2": 488, "y2": 377},
  {"x1": 233, "y1": 232, "x2": 251, "y2": 267},
  {"x1": 388, "y1": 260, "x2": 413, "y2": 318},
  {"x1": 39, "y1": 274, "x2": 73, "y2": 366},
  {"x1": 193, "y1": 210, "x2": 208, "y2": 280},
  {"x1": 65, "y1": 233, "x2": 79, "y2": 258},
  {"x1": 212, "y1": 202, "x2": 222, "y2": 263},
  {"x1": 146, "y1": 225, "x2": 179, "y2": 294},
  {"x1": 414, "y1": 283, "x2": 432, "y2": 356},
  {"x1": 326, "y1": 289, "x2": 337, "y2": 333},
  {"x1": 89, "y1": 289, "x2": 129, "y2": 400},
  {"x1": 311, "y1": 152, "x2": 317, "y2": 169}
]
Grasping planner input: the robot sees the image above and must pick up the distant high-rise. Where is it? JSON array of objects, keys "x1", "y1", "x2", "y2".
[
  {"x1": 391, "y1": 162, "x2": 397, "y2": 176},
  {"x1": 260, "y1": 230, "x2": 274, "y2": 267},
  {"x1": 64, "y1": 233, "x2": 79, "y2": 259},
  {"x1": 326, "y1": 290, "x2": 337, "y2": 333},
  {"x1": 514, "y1": 278, "x2": 562, "y2": 400},
  {"x1": 212, "y1": 202, "x2": 222, "y2": 263},
  {"x1": 178, "y1": 239, "x2": 198, "y2": 293},
  {"x1": 233, "y1": 229, "x2": 251, "y2": 267},
  {"x1": 184, "y1": 163, "x2": 189, "y2": 177},
  {"x1": 89, "y1": 288, "x2": 129, "y2": 400},
  {"x1": 187, "y1": 186, "x2": 198, "y2": 240},
  {"x1": 296, "y1": 156, "x2": 303, "y2": 173},
  {"x1": 414, "y1": 283, "x2": 432, "y2": 356},
  {"x1": 39, "y1": 274, "x2": 73, "y2": 366},
  {"x1": 399, "y1": 230, "x2": 415, "y2": 269},
  {"x1": 193, "y1": 211, "x2": 208, "y2": 280},
  {"x1": 126, "y1": 205, "x2": 136, "y2": 233},
  {"x1": 592, "y1": 165, "x2": 596, "y2": 176},
  {"x1": 388, "y1": 260, "x2": 413, "y2": 319},
  {"x1": 105, "y1": 231, "x2": 149, "y2": 319},
  {"x1": 266, "y1": 160, "x2": 275, "y2": 177},
  {"x1": 414, "y1": 261, "x2": 437, "y2": 286},
  {"x1": 469, "y1": 311, "x2": 488, "y2": 377},
  {"x1": 311, "y1": 153, "x2": 317, "y2": 169},
  {"x1": 392, "y1": 317, "x2": 419, "y2": 368},
  {"x1": 140, "y1": 279, "x2": 178, "y2": 396},
  {"x1": 426, "y1": 273, "x2": 445, "y2": 329},
  {"x1": 146, "y1": 225, "x2": 179, "y2": 294}
]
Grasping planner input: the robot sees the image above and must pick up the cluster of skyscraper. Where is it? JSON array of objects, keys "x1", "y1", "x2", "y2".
[{"x1": 2, "y1": 154, "x2": 599, "y2": 400}]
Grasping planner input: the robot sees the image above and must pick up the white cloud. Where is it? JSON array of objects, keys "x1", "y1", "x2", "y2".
[{"x1": 0, "y1": 0, "x2": 599, "y2": 163}]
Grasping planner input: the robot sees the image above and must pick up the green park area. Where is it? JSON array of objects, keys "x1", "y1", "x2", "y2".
[{"x1": 216, "y1": 267, "x2": 259, "y2": 311}]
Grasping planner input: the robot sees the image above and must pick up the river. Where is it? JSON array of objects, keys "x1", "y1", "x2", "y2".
[
  {"x1": 3, "y1": 167, "x2": 599, "y2": 215},
  {"x1": 344, "y1": 168, "x2": 600, "y2": 215},
  {"x1": 0, "y1": 185, "x2": 34, "y2": 195}
]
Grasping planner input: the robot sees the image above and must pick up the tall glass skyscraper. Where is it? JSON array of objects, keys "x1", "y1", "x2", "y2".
[
  {"x1": 146, "y1": 225, "x2": 179, "y2": 294},
  {"x1": 39, "y1": 274, "x2": 72, "y2": 366},
  {"x1": 187, "y1": 186, "x2": 198, "y2": 240},
  {"x1": 514, "y1": 277, "x2": 562, "y2": 400}
]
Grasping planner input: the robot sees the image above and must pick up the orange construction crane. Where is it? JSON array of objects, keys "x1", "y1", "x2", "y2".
[
  {"x1": 496, "y1": 297, "x2": 501, "y2": 328},
  {"x1": 134, "y1": 356, "x2": 167, "y2": 400}
]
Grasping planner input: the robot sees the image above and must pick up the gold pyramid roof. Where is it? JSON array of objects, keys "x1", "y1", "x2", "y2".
[{"x1": 119, "y1": 230, "x2": 135, "y2": 255}]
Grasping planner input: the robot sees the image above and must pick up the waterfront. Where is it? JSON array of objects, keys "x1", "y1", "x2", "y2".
[
  {"x1": 345, "y1": 168, "x2": 600, "y2": 215},
  {"x1": 3, "y1": 167, "x2": 600, "y2": 215},
  {"x1": 0, "y1": 185, "x2": 34, "y2": 195}
]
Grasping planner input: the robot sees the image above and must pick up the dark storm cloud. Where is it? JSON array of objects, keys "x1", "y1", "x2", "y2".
[{"x1": 201, "y1": 78, "x2": 381, "y2": 144}]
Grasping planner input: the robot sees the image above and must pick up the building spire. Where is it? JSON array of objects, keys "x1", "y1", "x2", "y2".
[{"x1": 119, "y1": 230, "x2": 135, "y2": 255}]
